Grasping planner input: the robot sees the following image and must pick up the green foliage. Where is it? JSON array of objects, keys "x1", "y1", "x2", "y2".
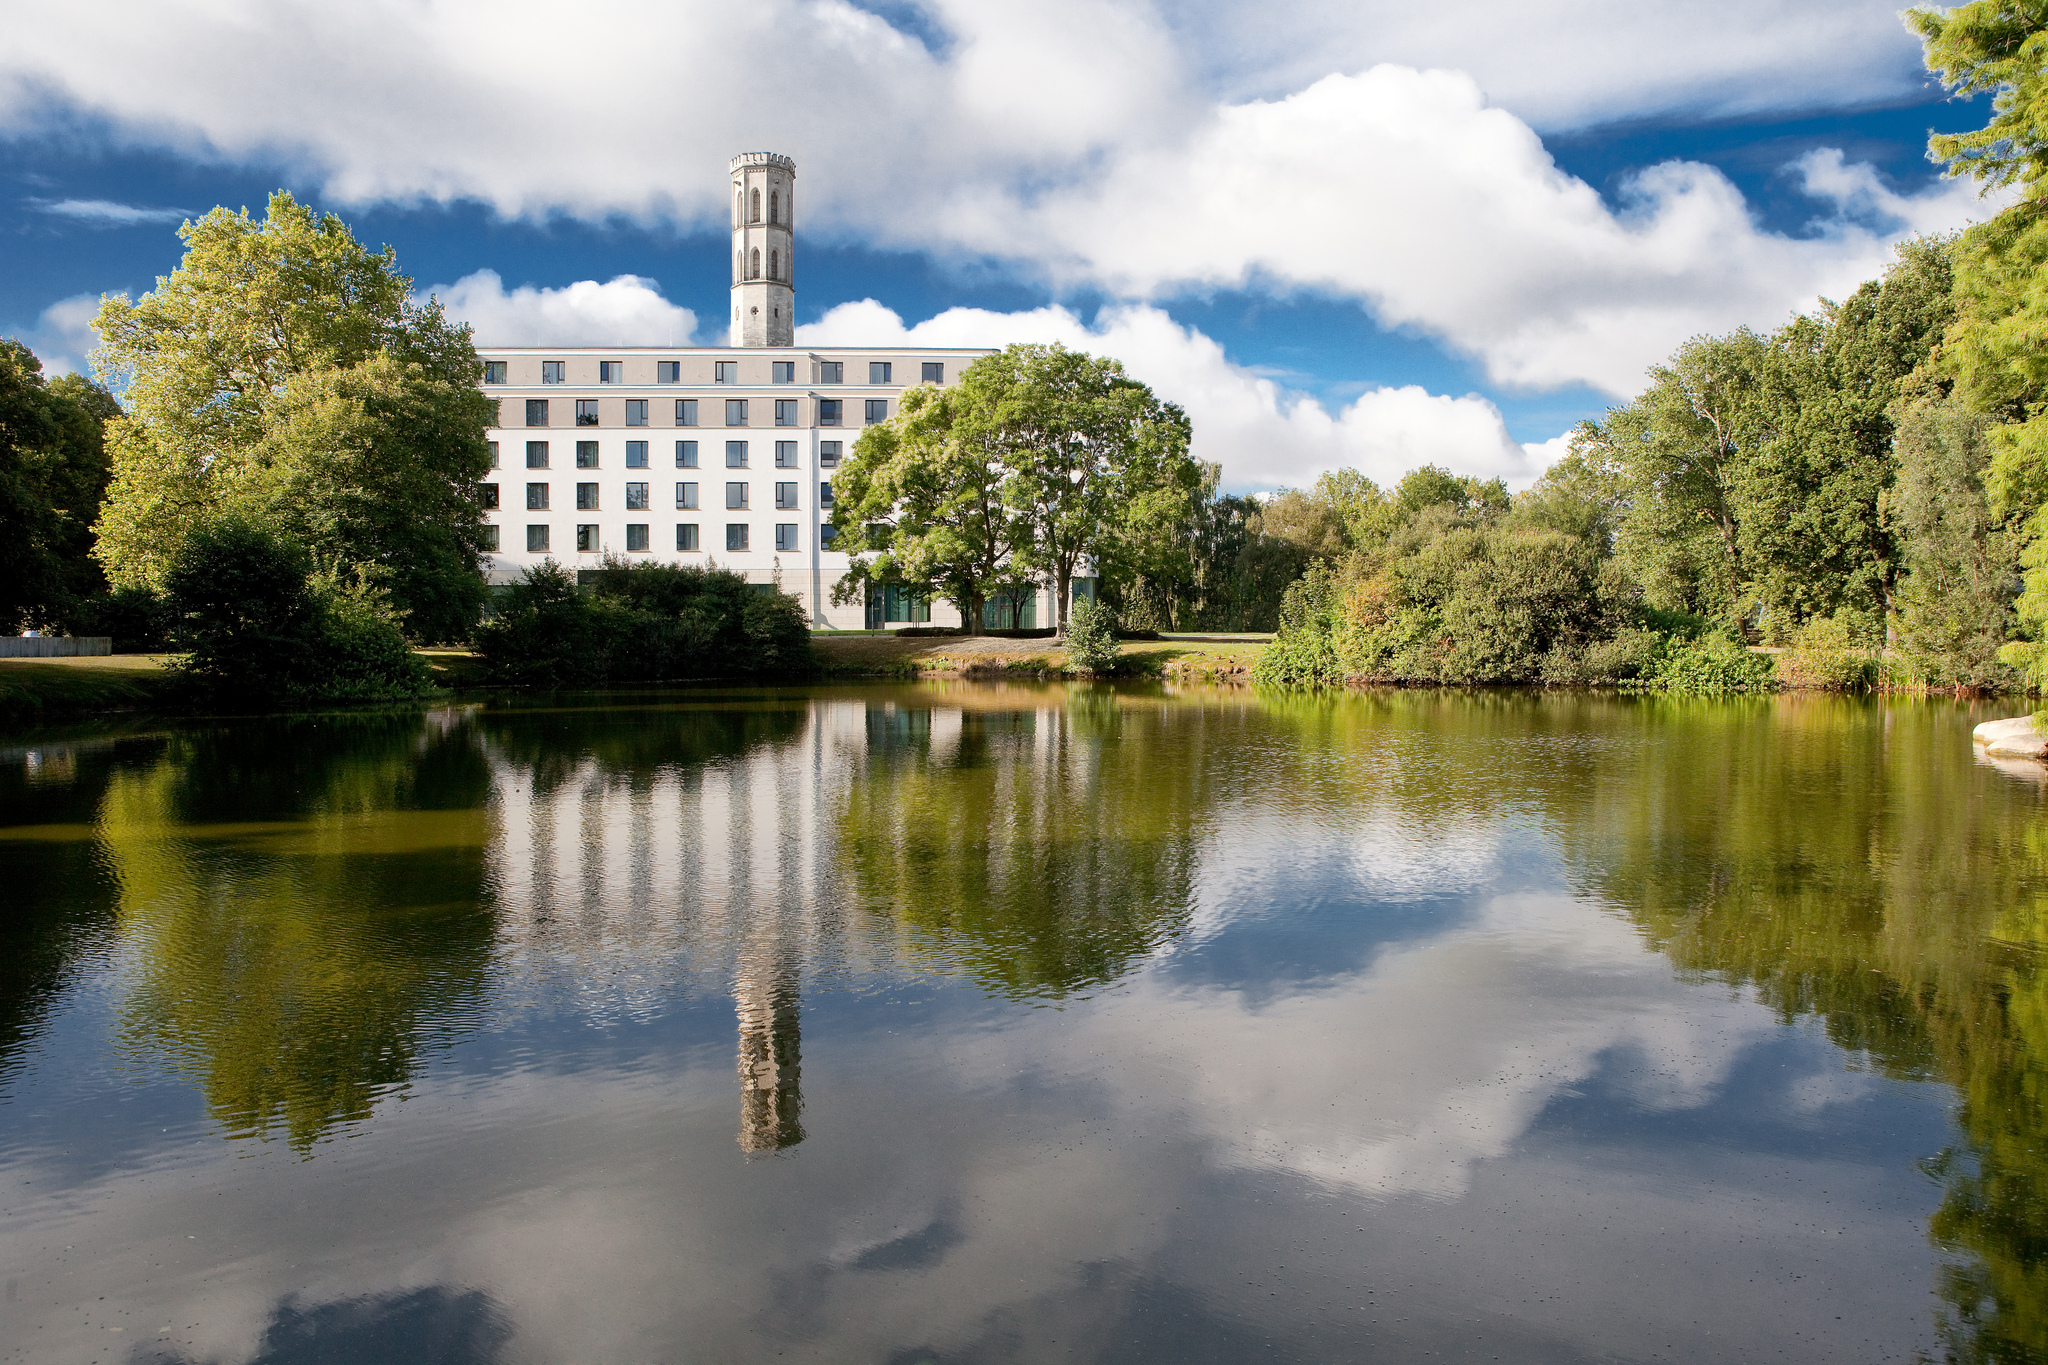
[
  {"x1": 1910, "y1": 0, "x2": 2048, "y2": 193},
  {"x1": 1774, "y1": 615, "x2": 1880, "y2": 691},
  {"x1": 475, "y1": 557, "x2": 816, "y2": 687},
  {"x1": 1642, "y1": 633, "x2": 1778, "y2": 694},
  {"x1": 1890, "y1": 397, "x2": 2023, "y2": 687},
  {"x1": 92, "y1": 192, "x2": 493, "y2": 641},
  {"x1": 161, "y1": 517, "x2": 430, "y2": 702},
  {"x1": 831, "y1": 343, "x2": 1200, "y2": 633},
  {"x1": 0, "y1": 339, "x2": 121, "y2": 632},
  {"x1": 1251, "y1": 561, "x2": 1346, "y2": 686},
  {"x1": 1062, "y1": 597, "x2": 1121, "y2": 673}
]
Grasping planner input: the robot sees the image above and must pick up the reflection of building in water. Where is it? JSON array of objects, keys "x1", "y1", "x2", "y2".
[
  {"x1": 480, "y1": 690, "x2": 1134, "y2": 1147},
  {"x1": 735, "y1": 948, "x2": 804, "y2": 1153}
]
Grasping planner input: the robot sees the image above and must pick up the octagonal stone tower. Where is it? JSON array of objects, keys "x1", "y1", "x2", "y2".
[{"x1": 730, "y1": 152, "x2": 796, "y2": 347}]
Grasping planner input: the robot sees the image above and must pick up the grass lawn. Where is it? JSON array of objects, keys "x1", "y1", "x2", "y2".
[{"x1": 0, "y1": 654, "x2": 181, "y2": 728}]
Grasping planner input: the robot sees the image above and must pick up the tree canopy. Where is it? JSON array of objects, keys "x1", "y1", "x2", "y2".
[
  {"x1": 93, "y1": 191, "x2": 494, "y2": 641},
  {"x1": 0, "y1": 340, "x2": 121, "y2": 632},
  {"x1": 831, "y1": 343, "x2": 1199, "y2": 631}
]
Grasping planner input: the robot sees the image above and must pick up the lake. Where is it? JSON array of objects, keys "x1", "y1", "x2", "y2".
[{"x1": 1, "y1": 684, "x2": 2041, "y2": 1363}]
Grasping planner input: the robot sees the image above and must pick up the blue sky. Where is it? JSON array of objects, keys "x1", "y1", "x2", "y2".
[{"x1": 0, "y1": 0, "x2": 2004, "y2": 491}]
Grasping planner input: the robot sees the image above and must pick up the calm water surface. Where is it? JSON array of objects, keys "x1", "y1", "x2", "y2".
[{"x1": 2, "y1": 684, "x2": 2043, "y2": 1363}]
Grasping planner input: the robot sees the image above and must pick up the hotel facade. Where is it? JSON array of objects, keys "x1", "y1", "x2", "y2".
[{"x1": 473, "y1": 153, "x2": 1068, "y2": 632}]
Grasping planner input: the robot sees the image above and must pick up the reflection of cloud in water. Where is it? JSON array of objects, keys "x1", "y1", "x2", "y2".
[{"x1": 985, "y1": 891, "x2": 1786, "y2": 1202}]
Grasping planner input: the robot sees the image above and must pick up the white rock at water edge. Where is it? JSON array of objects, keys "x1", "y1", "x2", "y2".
[{"x1": 1974, "y1": 716, "x2": 2048, "y2": 760}]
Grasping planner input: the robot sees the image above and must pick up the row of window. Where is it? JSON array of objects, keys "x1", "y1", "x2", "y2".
[
  {"x1": 503, "y1": 481, "x2": 828, "y2": 512},
  {"x1": 510, "y1": 397, "x2": 889, "y2": 428},
  {"x1": 485, "y1": 360, "x2": 933, "y2": 386},
  {"x1": 495, "y1": 440, "x2": 845, "y2": 470},
  {"x1": 506, "y1": 524, "x2": 817, "y2": 554}
]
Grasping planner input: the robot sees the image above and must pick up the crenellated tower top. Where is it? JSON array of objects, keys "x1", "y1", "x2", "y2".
[{"x1": 730, "y1": 153, "x2": 796, "y2": 347}]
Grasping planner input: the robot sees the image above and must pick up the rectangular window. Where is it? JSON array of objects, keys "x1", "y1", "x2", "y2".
[
  {"x1": 870, "y1": 362, "x2": 892, "y2": 384},
  {"x1": 676, "y1": 398, "x2": 698, "y2": 426},
  {"x1": 884, "y1": 583, "x2": 931, "y2": 623},
  {"x1": 481, "y1": 525, "x2": 500, "y2": 551},
  {"x1": 818, "y1": 399, "x2": 842, "y2": 426},
  {"x1": 820, "y1": 480, "x2": 834, "y2": 507},
  {"x1": 658, "y1": 361, "x2": 681, "y2": 384},
  {"x1": 626, "y1": 441, "x2": 648, "y2": 468},
  {"x1": 774, "y1": 440, "x2": 797, "y2": 468},
  {"x1": 677, "y1": 523, "x2": 699, "y2": 552},
  {"x1": 772, "y1": 361, "x2": 795, "y2": 384},
  {"x1": 819, "y1": 440, "x2": 842, "y2": 467},
  {"x1": 866, "y1": 399, "x2": 889, "y2": 424},
  {"x1": 775, "y1": 481, "x2": 798, "y2": 510},
  {"x1": 676, "y1": 481, "x2": 699, "y2": 509},
  {"x1": 676, "y1": 440, "x2": 698, "y2": 468},
  {"x1": 819, "y1": 361, "x2": 843, "y2": 384},
  {"x1": 820, "y1": 523, "x2": 838, "y2": 547},
  {"x1": 776, "y1": 523, "x2": 798, "y2": 552},
  {"x1": 774, "y1": 398, "x2": 797, "y2": 426},
  {"x1": 725, "y1": 398, "x2": 748, "y2": 426},
  {"x1": 625, "y1": 399, "x2": 647, "y2": 427},
  {"x1": 541, "y1": 361, "x2": 565, "y2": 384},
  {"x1": 725, "y1": 441, "x2": 748, "y2": 468},
  {"x1": 489, "y1": 400, "x2": 501, "y2": 427},
  {"x1": 600, "y1": 360, "x2": 623, "y2": 384},
  {"x1": 576, "y1": 441, "x2": 599, "y2": 468},
  {"x1": 726, "y1": 482, "x2": 749, "y2": 509},
  {"x1": 575, "y1": 398, "x2": 600, "y2": 426},
  {"x1": 577, "y1": 524, "x2": 599, "y2": 553},
  {"x1": 726, "y1": 524, "x2": 749, "y2": 552},
  {"x1": 526, "y1": 399, "x2": 549, "y2": 426},
  {"x1": 715, "y1": 360, "x2": 738, "y2": 384},
  {"x1": 577, "y1": 483, "x2": 599, "y2": 510},
  {"x1": 488, "y1": 441, "x2": 500, "y2": 468},
  {"x1": 481, "y1": 483, "x2": 500, "y2": 509},
  {"x1": 527, "y1": 524, "x2": 549, "y2": 552},
  {"x1": 526, "y1": 440, "x2": 549, "y2": 468},
  {"x1": 625, "y1": 524, "x2": 649, "y2": 551},
  {"x1": 526, "y1": 483, "x2": 549, "y2": 510},
  {"x1": 922, "y1": 361, "x2": 944, "y2": 383},
  {"x1": 483, "y1": 360, "x2": 508, "y2": 384},
  {"x1": 626, "y1": 482, "x2": 649, "y2": 510}
]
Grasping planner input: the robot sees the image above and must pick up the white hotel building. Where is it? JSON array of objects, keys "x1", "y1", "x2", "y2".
[{"x1": 474, "y1": 152, "x2": 1064, "y2": 632}]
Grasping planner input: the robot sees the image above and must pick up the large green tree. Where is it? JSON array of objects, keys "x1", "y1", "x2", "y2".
[
  {"x1": 0, "y1": 339, "x2": 121, "y2": 631},
  {"x1": 1909, "y1": 0, "x2": 2048, "y2": 681},
  {"x1": 92, "y1": 191, "x2": 494, "y2": 641},
  {"x1": 831, "y1": 343, "x2": 1199, "y2": 632},
  {"x1": 830, "y1": 378, "x2": 1028, "y2": 630}
]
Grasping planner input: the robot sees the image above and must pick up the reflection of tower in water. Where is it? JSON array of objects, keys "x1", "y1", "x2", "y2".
[{"x1": 735, "y1": 945, "x2": 804, "y2": 1154}]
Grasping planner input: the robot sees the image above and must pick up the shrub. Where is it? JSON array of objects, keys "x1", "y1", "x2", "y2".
[
  {"x1": 1776, "y1": 615, "x2": 1879, "y2": 691},
  {"x1": 1064, "y1": 597, "x2": 1121, "y2": 674},
  {"x1": 1644, "y1": 632, "x2": 1777, "y2": 694},
  {"x1": 162, "y1": 518, "x2": 429, "y2": 701},
  {"x1": 71, "y1": 584, "x2": 171, "y2": 653},
  {"x1": 1252, "y1": 561, "x2": 1345, "y2": 685},
  {"x1": 474, "y1": 556, "x2": 817, "y2": 686}
]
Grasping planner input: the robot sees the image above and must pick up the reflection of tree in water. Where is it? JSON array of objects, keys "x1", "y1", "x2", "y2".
[
  {"x1": 476, "y1": 695, "x2": 810, "y2": 799},
  {"x1": 0, "y1": 736, "x2": 151, "y2": 1088},
  {"x1": 839, "y1": 687, "x2": 1208, "y2": 1001},
  {"x1": 149, "y1": 1283, "x2": 511, "y2": 1365},
  {"x1": 99, "y1": 712, "x2": 498, "y2": 1150},
  {"x1": 1516, "y1": 693, "x2": 2048, "y2": 1365}
]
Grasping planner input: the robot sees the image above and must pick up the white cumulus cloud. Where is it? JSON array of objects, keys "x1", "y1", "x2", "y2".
[
  {"x1": 800, "y1": 298, "x2": 1565, "y2": 490},
  {"x1": 11, "y1": 293, "x2": 103, "y2": 376},
  {"x1": 429, "y1": 269, "x2": 698, "y2": 347}
]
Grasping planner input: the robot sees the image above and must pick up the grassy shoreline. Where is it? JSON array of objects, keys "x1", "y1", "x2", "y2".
[{"x1": 0, "y1": 634, "x2": 1274, "y2": 730}]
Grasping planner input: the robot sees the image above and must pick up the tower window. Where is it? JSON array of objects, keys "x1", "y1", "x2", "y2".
[
  {"x1": 770, "y1": 189, "x2": 779, "y2": 223},
  {"x1": 749, "y1": 248, "x2": 760, "y2": 280},
  {"x1": 750, "y1": 188, "x2": 760, "y2": 223},
  {"x1": 770, "y1": 249, "x2": 778, "y2": 280}
]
